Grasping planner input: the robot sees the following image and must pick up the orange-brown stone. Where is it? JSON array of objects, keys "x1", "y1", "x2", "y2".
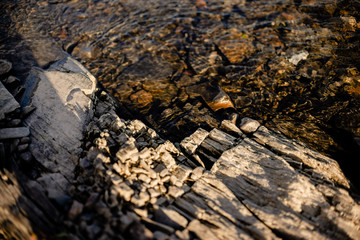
[{"x1": 130, "y1": 90, "x2": 153, "y2": 108}]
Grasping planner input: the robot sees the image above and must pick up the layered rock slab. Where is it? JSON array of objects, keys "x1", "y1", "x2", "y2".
[
  {"x1": 0, "y1": 81, "x2": 20, "y2": 121},
  {"x1": 24, "y1": 56, "x2": 96, "y2": 182},
  {"x1": 210, "y1": 128, "x2": 360, "y2": 239}
]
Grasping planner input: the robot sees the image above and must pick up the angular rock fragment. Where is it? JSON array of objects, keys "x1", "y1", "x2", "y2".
[
  {"x1": 0, "y1": 127, "x2": 29, "y2": 140},
  {"x1": 288, "y1": 51, "x2": 309, "y2": 65},
  {"x1": 239, "y1": 117, "x2": 261, "y2": 134},
  {"x1": 180, "y1": 128, "x2": 209, "y2": 155},
  {"x1": 0, "y1": 81, "x2": 20, "y2": 120},
  {"x1": 220, "y1": 120, "x2": 244, "y2": 137}
]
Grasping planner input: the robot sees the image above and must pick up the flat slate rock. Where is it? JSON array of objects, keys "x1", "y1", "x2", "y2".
[
  {"x1": 24, "y1": 56, "x2": 96, "y2": 181},
  {"x1": 253, "y1": 126, "x2": 350, "y2": 188},
  {"x1": 0, "y1": 81, "x2": 20, "y2": 120},
  {"x1": 0, "y1": 127, "x2": 30, "y2": 140}
]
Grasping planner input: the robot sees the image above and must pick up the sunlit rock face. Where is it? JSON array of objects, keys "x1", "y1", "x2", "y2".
[{"x1": 1, "y1": 0, "x2": 360, "y2": 185}]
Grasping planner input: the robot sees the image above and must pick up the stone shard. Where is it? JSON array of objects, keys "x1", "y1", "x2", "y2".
[
  {"x1": 180, "y1": 128, "x2": 209, "y2": 155},
  {"x1": 0, "y1": 127, "x2": 29, "y2": 140},
  {"x1": 0, "y1": 81, "x2": 20, "y2": 120},
  {"x1": 289, "y1": 51, "x2": 309, "y2": 65},
  {"x1": 239, "y1": 117, "x2": 261, "y2": 134},
  {"x1": 24, "y1": 56, "x2": 96, "y2": 182},
  {"x1": 220, "y1": 120, "x2": 244, "y2": 137}
]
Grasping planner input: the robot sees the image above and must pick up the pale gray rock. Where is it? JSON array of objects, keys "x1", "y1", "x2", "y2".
[
  {"x1": 289, "y1": 51, "x2": 309, "y2": 65},
  {"x1": 183, "y1": 174, "x2": 278, "y2": 240},
  {"x1": 253, "y1": 126, "x2": 350, "y2": 188},
  {"x1": 153, "y1": 231, "x2": 169, "y2": 240},
  {"x1": 24, "y1": 56, "x2": 96, "y2": 181},
  {"x1": 0, "y1": 81, "x2": 20, "y2": 120},
  {"x1": 211, "y1": 136, "x2": 359, "y2": 239},
  {"x1": 17, "y1": 143, "x2": 28, "y2": 152},
  {"x1": 220, "y1": 120, "x2": 244, "y2": 137},
  {"x1": 3, "y1": 76, "x2": 20, "y2": 85},
  {"x1": 239, "y1": 117, "x2": 261, "y2": 134},
  {"x1": 8, "y1": 119, "x2": 21, "y2": 127},
  {"x1": 180, "y1": 128, "x2": 209, "y2": 155},
  {"x1": 0, "y1": 127, "x2": 29, "y2": 140}
]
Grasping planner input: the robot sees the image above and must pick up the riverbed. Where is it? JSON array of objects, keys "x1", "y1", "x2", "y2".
[{"x1": 1, "y1": 0, "x2": 359, "y2": 187}]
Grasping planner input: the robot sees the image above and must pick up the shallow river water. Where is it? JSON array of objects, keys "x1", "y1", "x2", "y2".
[{"x1": 1, "y1": 0, "x2": 360, "y2": 188}]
